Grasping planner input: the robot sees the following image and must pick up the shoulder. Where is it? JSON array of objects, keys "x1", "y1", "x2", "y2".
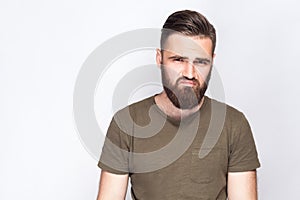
[
  {"x1": 118, "y1": 95, "x2": 155, "y2": 113},
  {"x1": 207, "y1": 97, "x2": 254, "y2": 146},
  {"x1": 128, "y1": 95, "x2": 155, "y2": 110},
  {"x1": 113, "y1": 95, "x2": 156, "y2": 123},
  {"x1": 205, "y1": 96, "x2": 248, "y2": 124}
]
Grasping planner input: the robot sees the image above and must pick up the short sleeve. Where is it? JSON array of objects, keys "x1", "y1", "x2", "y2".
[
  {"x1": 98, "y1": 112, "x2": 131, "y2": 174},
  {"x1": 228, "y1": 113, "x2": 260, "y2": 172}
]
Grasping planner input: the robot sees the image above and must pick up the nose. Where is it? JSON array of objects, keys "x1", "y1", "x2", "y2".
[{"x1": 182, "y1": 61, "x2": 196, "y2": 79}]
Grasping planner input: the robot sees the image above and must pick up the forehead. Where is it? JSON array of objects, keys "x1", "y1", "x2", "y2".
[{"x1": 163, "y1": 34, "x2": 213, "y2": 58}]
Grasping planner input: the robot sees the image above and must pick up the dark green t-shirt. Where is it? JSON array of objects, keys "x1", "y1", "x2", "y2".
[{"x1": 98, "y1": 95, "x2": 260, "y2": 200}]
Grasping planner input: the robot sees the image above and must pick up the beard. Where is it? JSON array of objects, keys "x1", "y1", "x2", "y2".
[{"x1": 162, "y1": 67, "x2": 211, "y2": 110}]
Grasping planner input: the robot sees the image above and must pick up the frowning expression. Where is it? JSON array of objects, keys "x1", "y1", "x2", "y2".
[{"x1": 156, "y1": 34, "x2": 214, "y2": 109}]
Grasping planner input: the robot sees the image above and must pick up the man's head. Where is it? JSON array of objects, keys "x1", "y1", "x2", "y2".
[
  {"x1": 161, "y1": 10, "x2": 216, "y2": 56},
  {"x1": 156, "y1": 10, "x2": 216, "y2": 110}
]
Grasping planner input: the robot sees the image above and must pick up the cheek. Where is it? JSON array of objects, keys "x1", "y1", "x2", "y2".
[
  {"x1": 195, "y1": 67, "x2": 211, "y2": 83},
  {"x1": 168, "y1": 67, "x2": 180, "y2": 79},
  {"x1": 162, "y1": 67, "x2": 180, "y2": 84}
]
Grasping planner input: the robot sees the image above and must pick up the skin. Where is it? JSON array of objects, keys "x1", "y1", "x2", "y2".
[
  {"x1": 227, "y1": 170, "x2": 258, "y2": 200},
  {"x1": 97, "y1": 172, "x2": 128, "y2": 200},
  {"x1": 155, "y1": 34, "x2": 213, "y2": 120},
  {"x1": 96, "y1": 34, "x2": 258, "y2": 200}
]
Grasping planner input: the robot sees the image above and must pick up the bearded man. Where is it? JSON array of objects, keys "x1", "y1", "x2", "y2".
[{"x1": 97, "y1": 10, "x2": 260, "y2": 200}]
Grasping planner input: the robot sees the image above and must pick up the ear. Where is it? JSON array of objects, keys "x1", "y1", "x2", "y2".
[
  {"x1": 156, "y1": 48, "x2": 162, "y2": 68},
  {"x1": 211, "y1": 53, "x2": 216, "y2": 65}
]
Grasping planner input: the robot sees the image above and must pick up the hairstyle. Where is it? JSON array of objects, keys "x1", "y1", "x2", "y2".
[{"x1": 161, "y1": 10, "x2": 216, "y2": 55}]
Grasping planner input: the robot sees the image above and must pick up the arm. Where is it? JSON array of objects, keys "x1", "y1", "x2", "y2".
[
  {"x1": 227, "y1": 170, "x2": 258, "y2": 200},
  {"x1": 97, "y1": 170, "x2": 129, "y2": 200}
]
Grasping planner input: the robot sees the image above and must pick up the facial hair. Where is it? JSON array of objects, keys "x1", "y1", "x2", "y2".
[{"x1": 162, "y1": 67, "x2": 211, "y2": 110}]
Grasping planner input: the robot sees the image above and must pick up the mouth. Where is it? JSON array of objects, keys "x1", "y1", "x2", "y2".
[{"x1": 178, "y1": 79, "x2": 196, "y2": 87}]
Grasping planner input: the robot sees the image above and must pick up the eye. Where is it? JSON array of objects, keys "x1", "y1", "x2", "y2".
[
  {"x1": 194, "y1": 59, "x2": 210, "y2": 66},
  {"x1": 173, "y1": 57, "x2": 185, "y2": 62}
]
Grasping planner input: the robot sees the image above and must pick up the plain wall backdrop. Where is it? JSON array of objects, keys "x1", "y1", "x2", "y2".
[{"x1": 1, "y1": 0, "x2": 299, "y2": 199}]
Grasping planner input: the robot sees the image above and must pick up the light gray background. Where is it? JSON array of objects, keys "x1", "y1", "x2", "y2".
[{"x1": 1, "y1": 0, "x2": 299, "y2": 199}]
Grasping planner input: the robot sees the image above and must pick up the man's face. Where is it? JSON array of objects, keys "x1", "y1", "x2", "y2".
[{"x1": 156, "y1": 34, "x2": 214, "y2": 109}]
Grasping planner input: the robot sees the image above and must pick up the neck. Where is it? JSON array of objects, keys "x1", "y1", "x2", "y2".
[{"x1": 154, "y1": 91, "x2": 205, "y2": 120}]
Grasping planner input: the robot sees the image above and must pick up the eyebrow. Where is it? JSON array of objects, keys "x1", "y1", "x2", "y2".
[{"x1": 168, "y1": 55, "x2": 188, "y2": 60}]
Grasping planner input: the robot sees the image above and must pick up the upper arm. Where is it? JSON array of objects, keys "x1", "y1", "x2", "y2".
[
  {"x1": 227, "y1": 170, "x2": 258, "y2": 200},
  {"x1": 227, "y1": 112, "x2": 260, "y2": 200},
  {"x1": 97, "y1": 170, "x2": 129, "y2": 200}
]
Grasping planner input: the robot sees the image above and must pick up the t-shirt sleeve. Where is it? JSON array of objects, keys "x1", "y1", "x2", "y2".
[
  {"x1": 98, "y1": 112, "x2": 131, "y2": 174},
  {"x1": 228, "y1": 113, "x2": 261, "y2": 172}
]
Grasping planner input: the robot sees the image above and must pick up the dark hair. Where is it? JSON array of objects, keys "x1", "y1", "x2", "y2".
[{"x1": 161, "y1": 10, "x2": 216, "y2": 55}]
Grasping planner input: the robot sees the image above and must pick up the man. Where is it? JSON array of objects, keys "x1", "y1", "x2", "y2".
[{"x1": 97, "y1": 10, "x2": 260, "y2": 200}]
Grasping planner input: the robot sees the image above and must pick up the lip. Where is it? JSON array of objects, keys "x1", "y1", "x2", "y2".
[{"x1": 178, "y1": 80, "x2": 195, "y2": 86}]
